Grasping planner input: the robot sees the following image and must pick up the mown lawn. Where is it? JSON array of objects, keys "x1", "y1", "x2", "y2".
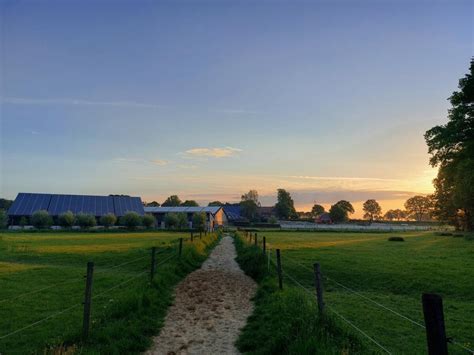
[
  {"x1": 258, "y1": 231, "x2": 474, "y2": 354},
  {"x1": 0, "y1": 230, "x2": 218, "y2": 354}
]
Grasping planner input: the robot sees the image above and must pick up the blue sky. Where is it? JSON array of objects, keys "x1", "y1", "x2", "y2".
[{"x1": 0, "y1": 0, "x2": 472, "y2": 215}]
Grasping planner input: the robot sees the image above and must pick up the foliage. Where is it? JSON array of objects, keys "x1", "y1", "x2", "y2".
[
  {"x1": 241, "y1": 190, "x2": 260, "y2": 205},
  {"x1": 58, "y1": 211, "x2": 75, "y2": 228},
  {"x1": 192, "y1": 212, "x2": 207, "y2": 231},
  {"x1": 388, "y1": 236, "x2": 405, "y2": 242},
  {"x1": 164, "y1": 213, "x2": 179, "y2": 229},
  {"x1": 240, "y1": 200, "x2": 259, "y2": 222},
  {"x1": 120, "y1": 212, "x2": 142, "y2": 229},
  {"x1": 145, "y1": 201, "x2": 160, "y2": 207},
  {"x1": 268, "y1": 216, "x2": 278, "y2": 224},
  {"x1": 329, "y1": 204, "x2": 348, "y2": 223},
  {"x1": 181, "y1": 200, "x2": 199, "y2": 207},
  {"x1": 162, "y1": 195, "x2": 182, "y2": 207},
  {"x1": 311, "y1": 204, "x2": 325, "y2": 217},
  {"x1": 384, "y1": 209, "x2": 406, "y2": 221},
  {"x1": 334, "y1": 200, "x2": 355, "y2": 214},
  {"x1": 176, "y1": 213, "x2": 189, "y2": 229},
  {"x1": 404, "y1": 196, "x2": 433, "y2": 222},
  {"x1": 274, "y1": 189, "x2": 297, "y2": 220},
  {"x1": 425, "y1": 59, "x2": 474, "y2": 231},
  {"x1": 31, "y1": 210, "x2": 53, "y2": 229},
  {"x1": 19, "y1": 216, "x2": 28, "y2": 227},
  {"x1": 142, "y1": 214, "x2": 156, "y2": 229},
  {"x1": 0, "y1": 198, "x2": 13, "y2": 210},
  {"x1": 363, "y1": 199, "x2": 382, "y2": 222},
  {"x1": 208, "y1": 201, "x2": 223, "y2": 206},
  {"x1": 100, "y1": 213, "x2": 117, "y2": 228},
  {"x1": 75, "y1": 213, "x2": 97, "y2": 229},
  {"x1": 0, "y1": 209, "x2": 8, "y2": 229}
]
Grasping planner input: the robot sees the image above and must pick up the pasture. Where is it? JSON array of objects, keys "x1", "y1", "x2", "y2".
[
  {"x1": 258, "y1": 231, "x2": 474, "y2": 354},
  {"x1": 0, "y1": 230, "x2": 218, "y2": 354}
]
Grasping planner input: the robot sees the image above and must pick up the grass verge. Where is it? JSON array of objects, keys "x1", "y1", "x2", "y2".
[{"x1": 233, "y1": 232, "x2": 367, "y2": 355}]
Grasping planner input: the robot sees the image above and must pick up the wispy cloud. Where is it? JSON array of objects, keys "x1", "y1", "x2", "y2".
[
  {"x1": 151, "y1": 159, "x2": 168, "y2": 166},
  {"x1": 287, "y1": 175, "x2": 402, "y2": 182},
  {"x1": 1, "y1": 96, "x2": 164, "y2": 109},
  {"x1": 183, "y1": 147, "x2": 242, "y2": 158}
]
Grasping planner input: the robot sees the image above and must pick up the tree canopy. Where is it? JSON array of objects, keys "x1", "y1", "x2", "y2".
[
  {"x1": 241, "y1": 190, "x2": 260, "y2": 205},
  {"x1": 311, "y1": 204, "x2": 325, "y2": 217},
  {"x1": 329, "y1": 204, "x2": 347, "y2": 223},
  {"x1": 274, "y1": 189, "x2": 297, "y2": 220},
  {"x1": 208, "y1": 201, "x2": 223, "y2": 206},
  {"x1": 334, "y1": 200, "x2": 355, "y2": 214},
  {"x1": 425, "y1": 59, "x2": 474, "y2": 230},
  {"x1": 181, "y1": 200, "x2": 199, "y2": 207},
  {"x1": 404, "y1": 196, "x2": 433, "y2": 222},
  {"x1": 145, "y1": 201, "x2": 160, "y2": 207},
  {"x1": 162, "y1": 195, "x2": 182, "y2": 207},
  {"x1": 363, "y1": 199, "x2": 382, "y2": 222}
]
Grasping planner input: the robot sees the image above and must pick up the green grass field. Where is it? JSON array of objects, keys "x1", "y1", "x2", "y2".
[
  {"x1": 251, "y1": 230, "x2": 474, "y2": 354},
  {"x1": 0, "y1": 230, "x2": 218, "y2": 354}
]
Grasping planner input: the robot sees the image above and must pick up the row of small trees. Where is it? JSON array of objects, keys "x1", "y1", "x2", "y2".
[
  {"x1": 14, "y1": 210, "x2": 156, "y2": 230},
  {"x1": 163, "y1": 212, "x2": 206, "y2": 231}
]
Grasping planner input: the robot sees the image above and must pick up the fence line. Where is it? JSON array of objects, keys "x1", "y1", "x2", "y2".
[{"x1": 243, "y1": 233, "x2": 474, "y2": 355}]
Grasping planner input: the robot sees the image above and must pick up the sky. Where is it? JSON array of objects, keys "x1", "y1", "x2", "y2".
[{"x1": 0, "y1": 0, "x2": 472, "y2": 217}]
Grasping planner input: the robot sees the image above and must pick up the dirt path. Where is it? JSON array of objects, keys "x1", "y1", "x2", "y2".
[{"x1": 146, "y1": 235, "x2": 257, "y2": 355}]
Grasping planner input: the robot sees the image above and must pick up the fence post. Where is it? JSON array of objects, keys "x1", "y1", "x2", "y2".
[
  {"x1": 422, "y1": 293, "x2": 448, "y2": 355},
  {"x1": 263, "y1": 236, "x2": 266, "y2": 254},
  {"x1": 276, "y1": 249, "x2": 283, "y2": 290},
  {"x1": 150, "y1": 247, "x2": 157, "y2": 282},
  {"x1": 191, "y1": 231, "x2": 194, "y2": 242},
  {"x1": 82, "y1": 261, "x2": 94, "y2": 340},
  {"x1": 179, "y1": 238, "x2": 183, "y2": 257},
  {"x1": 314, "y1": 263, "x2": 324, "y2": 313},
  {"x1": 254, "y1": 234, "x2": 257, "y2": 246}
]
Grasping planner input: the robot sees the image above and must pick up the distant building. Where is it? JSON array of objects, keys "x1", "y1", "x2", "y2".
[
  {"x1": 316, "y1": 213, "x2": 332, "y2": 224},
  {"x1": 144, "y1": 206, "x2": 228, "y2": 230},
  {"x1": 258, "y1": 206, "x2": 276, "y2": 219},
  {"x1": 222, "y1": 205, "x2": 242, "y2": 222},
  {"x1": 7, "y1": 192, "x2": 145, "y2": 224}
]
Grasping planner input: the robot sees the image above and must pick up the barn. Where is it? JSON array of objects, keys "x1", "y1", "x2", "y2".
[
  {"x1": 144, "y1": 206, "x2": 228, "y2": 231},
  {"x1": 7, "y1": 192, "x2": 145, "y2": 225}
]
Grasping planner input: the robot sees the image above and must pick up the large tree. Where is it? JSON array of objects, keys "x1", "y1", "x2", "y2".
[
  {"x1": 329, "y1": 204, "x2": 347, "y2": 223},
  {"x1": 208, "y1": 201, "x2": 223, "y2": 206},
  {"x1": 425, "y1": 59, "x2": 474, "y2": 230},
  {"x1": 274, "y1": 189, "x2": 297, "y2": 220},
  {"x1": 404, "y1": 195, "x2": 433, "y2": 222},
  {"x1": 334, "y1": 200, "x2": 355, "y2": 215},
  {"x1": 162, "y1": 195, "x2": 182, "y2": 207},
  {"x1": 241, "y1": 190, "x2": 260, "y2": 205},
  {"x1": 240, "y1": 190, "x2": 260, "y2": 221},
  {"x1": 311, "y1": 204, "x2": 325, "y2": 217},
  {"x1": 363, "y1": 199, "x2": 382, "y2": 222}
]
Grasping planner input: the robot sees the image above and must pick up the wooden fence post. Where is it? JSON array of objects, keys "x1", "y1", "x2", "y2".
[
  {"x1": 276, "y1": 249, "x2": 283, "y2": 290},
  {"x1": 263, "y1": 236, "x2": 266, "y2": 254},
  {"x1": 82, "y1": 261, "x2": 94, "y2": 340},
  {"x1": 179, "y1": 238, "x2": 183, "y2": 257},
  {"x1": 314, "y1": 263, "x2": 324, "y2": 313},
  {"x1": 422, "y1": 293, "x2": 448, "y2": 355},
  {"x1": 150, "y1": 247, "x2": 157, "y2": 282}
]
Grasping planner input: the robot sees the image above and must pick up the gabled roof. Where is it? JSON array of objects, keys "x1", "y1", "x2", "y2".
[
  {"x1": 8, "y1": 193, "x2": 145, "y2": 217},
  {"x1": 144, "y1": 206, "x2": 223, "y2": 215}
]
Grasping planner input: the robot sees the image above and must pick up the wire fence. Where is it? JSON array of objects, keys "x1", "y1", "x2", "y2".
[
  {"x1": 0, "y1": 233, "x2": 213, "y2": 351},
  {"x1": 240, "y1": 231, "x2": 474, "y2": 355}
]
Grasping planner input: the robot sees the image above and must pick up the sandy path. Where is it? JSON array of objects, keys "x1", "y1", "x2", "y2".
[{"x1": 146, "y1": 235, "x2": 257, "y2": 355}]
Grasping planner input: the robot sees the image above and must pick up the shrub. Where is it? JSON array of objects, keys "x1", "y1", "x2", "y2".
[
  {"x1": 164, "y1": 213, "x2": 179, "y2": 229},
  {"x1": 58, "y1": 211, "x2": 75, "y2": 228},
  {"x1": 76, "y1": 213, "x2": 97, "y2": 229},
  {"x1": 453, "y1": 233, "x2": 464, "y2": 238},
  {"x1": 177, "y1": 213, "x2": 188, "y2": 229},
  {"x1": 31, "y1": 210, "x2": 53, "y2": 229},
  {"x1": 0, "y1": 209, "x2": 8, "y2": 229},
  {"x1": 120, "y1": 211, "x2": 142, "y2": 229},
  {"x1": 388, "y1": 236, "x2": 405, "y2": 242},
  {"x1": 100, "y1": 213, "x2": 117, "y2": 228},
  {"x1": 142, "y1": 214, "x2": 156, "y2": 229},
  {"x1": 268, "y1": 216, "x2": 278, "y2": 224},
  {"x1": 440, "y1": 232, "x2": 453, "y2": 236},
  {"x1": 19, "y1": 216, "x2": 28, "y2": 227},
  {"x1": 192, "y1": 212, "x2": 206, "y2": 231}
]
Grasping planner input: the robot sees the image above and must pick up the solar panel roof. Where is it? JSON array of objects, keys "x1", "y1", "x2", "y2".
[
  {"x1": 8, "y1": 193, "x2": 145, "y2": 217},
  {"x1": 143, "y1": 206, "x2": 223, "y2": 215}
]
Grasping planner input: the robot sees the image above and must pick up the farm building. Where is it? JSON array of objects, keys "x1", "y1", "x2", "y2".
[
  {"x1": 144, "y1": 206, "x2": 228, "y2": 230},
  {"x1": 316, "y1": 213, "x2": 332, "y2": 224},
  {"x1": 7, "y1": 192, "x2": 145, "y2": 224}
]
